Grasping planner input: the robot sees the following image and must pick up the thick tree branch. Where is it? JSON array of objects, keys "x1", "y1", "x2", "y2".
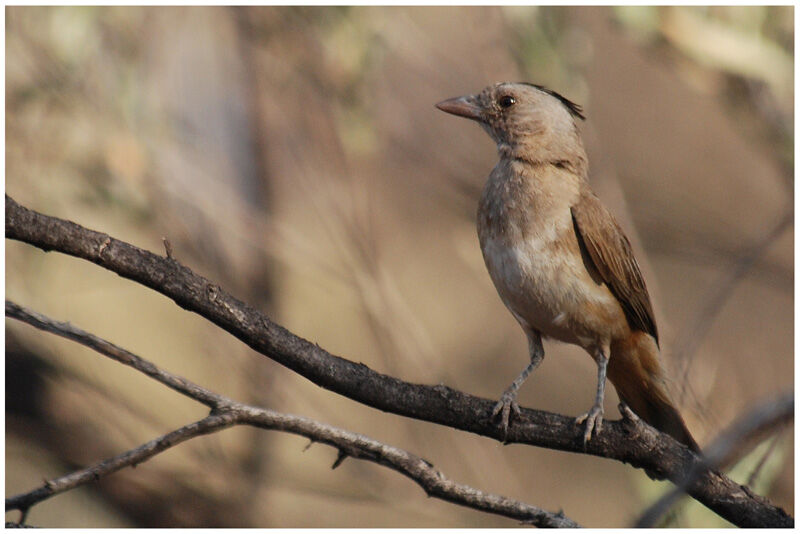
[
  {"x1": 5, "y1": 302, "x2": 578, "y2": 528},
  {"x1": 5, "y1": 195, "x2": 793, "y2": 528},
  {"x1": 635, "y1": 392, "x2": 793, "y2": 527}
]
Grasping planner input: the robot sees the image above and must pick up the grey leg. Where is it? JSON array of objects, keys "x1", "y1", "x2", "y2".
[
  {"x1": 492, "y1": 330, "x2": 544, "y2": 439},
  {"x1": 576, "y1": 348, "x2": 609, "y2": 443}
]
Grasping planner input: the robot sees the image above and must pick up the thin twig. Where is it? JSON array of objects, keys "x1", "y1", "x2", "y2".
[
  {"x1": 5, "y1": 414, "x2": 236, "y2": 516},
  {"x1": 5, "y1": 300, "x2": 578, "y2": 528},
  {"x1": 5, "y1": 195, "x2": 793, "y2": 528},
  {"x1": 635, "y1": 392, "x2": 793, "y2": 528}
]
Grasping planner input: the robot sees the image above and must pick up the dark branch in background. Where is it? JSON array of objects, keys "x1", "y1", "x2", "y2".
[
  {"x1": 636, "y1": 392, "x2": 793, "y2": 527},
  {"x1": 4, "y1": 195, "x2": 793, "y2": 528},
  {"x1": 5, "y1": 301, "x2": 578, "y2": 528},
  {"x1": 674, "y1": 209, "x2": 793, "y2": 401},
  {"x1": 747, "y1": 431, "x2": 785, "y2": 488}
]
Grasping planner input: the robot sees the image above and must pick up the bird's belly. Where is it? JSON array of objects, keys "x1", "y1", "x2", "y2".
[{"x1": 481, "y1": 232, "x2": 625, "y2": 349}]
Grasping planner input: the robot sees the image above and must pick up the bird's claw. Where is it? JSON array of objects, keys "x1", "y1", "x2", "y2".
[
  {"x1": 491, "y1": 392, "x2": 521, "y2": 440},
  {"x1": 619, "y1": 402, "x2": 639, "y2": 423},
  {"x1": 575, "y1": 404, "x2": 604, "y2": 444}
]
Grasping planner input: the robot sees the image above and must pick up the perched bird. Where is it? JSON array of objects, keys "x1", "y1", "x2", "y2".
[{"x1": 436, "y1": 82, "x2": 698, "y2": 451}]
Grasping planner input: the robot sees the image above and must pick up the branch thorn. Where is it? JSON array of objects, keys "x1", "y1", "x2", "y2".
[
  {"x1": 162, "y1": 237, "x2": 174, "y2": 260},
  {"x1": 331, "y1": 450, "x2": 348, "y2": 469}
]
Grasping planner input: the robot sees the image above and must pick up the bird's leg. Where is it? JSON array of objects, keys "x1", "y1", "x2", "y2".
[
  {"x1": 492, "y1": 331, "x2": 544, "y2": 439},
  {"x1": 576, "y1": 348, "x2": 609, "y2": 443}
]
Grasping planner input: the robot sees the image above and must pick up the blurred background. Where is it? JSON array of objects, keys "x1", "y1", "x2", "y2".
[{"x1": 5, "y1": 6, "x2": 793, "y2": 527}]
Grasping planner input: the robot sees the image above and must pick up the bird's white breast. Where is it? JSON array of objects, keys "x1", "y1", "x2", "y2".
[{"x1": 480, "y1": 211, "x2": 618, "y2": 348}]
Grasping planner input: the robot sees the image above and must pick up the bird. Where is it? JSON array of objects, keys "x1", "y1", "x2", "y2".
[{"x1": 435, "y1": 82, "x2": 699, "y2": 451}]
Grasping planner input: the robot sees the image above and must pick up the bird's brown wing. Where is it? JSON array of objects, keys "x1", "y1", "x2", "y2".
[{"x1": 571, "y1": 191, "x2": 659, "y2": 345}]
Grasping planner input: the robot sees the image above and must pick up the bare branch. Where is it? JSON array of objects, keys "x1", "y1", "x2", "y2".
[
  {"x1": 5, "y1": 301, "x2": 578, "y2": 528},
  {"x1": 635, "y1": 392, "x2": 793, "y2": 527},
  {"x1": 5, "y1": 195, "x2": 793, "y2": 528},
  {"x1": 236, "y1": 405, "x2": 582, "y2": 527},
  {"x1": 5, "y1": 414, "x2": 237, "y2": 515}
]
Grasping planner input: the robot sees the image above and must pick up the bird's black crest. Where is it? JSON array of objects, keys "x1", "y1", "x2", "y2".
[{"x1": 523, "y1": 83, "x2": 585, "y2": 121}]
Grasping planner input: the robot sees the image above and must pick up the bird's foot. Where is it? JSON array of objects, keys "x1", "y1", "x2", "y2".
[
  {"x1": 618, "y1": 402, "x2": 647, "y2": 443},
  {"x1": 491, "y1": 391, "x2": 521, "y2": 441},
  {"x1": 619, "y1": 402, "x2": 639, "y2": 423},
  {"x1": 575, "y1": 404, "x2": 604, "y2": 444}
]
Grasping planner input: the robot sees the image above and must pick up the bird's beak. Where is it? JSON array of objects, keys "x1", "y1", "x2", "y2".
[{"x1": 435, "y1": 95, "x2": 483, "y2": 122}]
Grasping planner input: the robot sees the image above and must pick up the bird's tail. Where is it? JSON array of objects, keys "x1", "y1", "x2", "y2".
[{"x1": 608, "y1": 332, "x2": 700, "y2": 452}]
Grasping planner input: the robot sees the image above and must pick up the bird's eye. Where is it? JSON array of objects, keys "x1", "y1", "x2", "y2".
[{"x1": 498, "y1": 95, "x2": 516, "y2": 109}]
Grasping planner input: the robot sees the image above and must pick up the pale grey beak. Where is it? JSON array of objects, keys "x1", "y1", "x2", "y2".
[{"x1": 435, "y1": 95, "x2": 483, "y2": 122}]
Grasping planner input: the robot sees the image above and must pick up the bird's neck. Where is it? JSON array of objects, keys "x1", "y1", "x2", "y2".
[
  {"x1": 498, "y1": 139, "x2": 589, "y2": 180},
  {"x1": 479, "y1": 155, "x2": 585, "y2": 244}
]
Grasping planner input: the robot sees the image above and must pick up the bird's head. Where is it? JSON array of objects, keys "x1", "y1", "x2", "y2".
[{"x1": 436, "y1": 82, "x2": 586, "y2": 167}]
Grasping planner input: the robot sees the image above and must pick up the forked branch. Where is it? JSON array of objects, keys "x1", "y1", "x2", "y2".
[{"x1": 5, "y1": 301, "x2": 578, "y2": 527}]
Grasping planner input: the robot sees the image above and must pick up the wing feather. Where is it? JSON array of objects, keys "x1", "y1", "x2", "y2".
[{"x1": 571, "y1": 192, "x2": 659, "y2": 344}]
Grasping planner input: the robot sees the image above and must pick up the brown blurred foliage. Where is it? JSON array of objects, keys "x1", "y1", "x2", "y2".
[{"x1": 5, "y1": 6, "x2": 793, "y2": 527}]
